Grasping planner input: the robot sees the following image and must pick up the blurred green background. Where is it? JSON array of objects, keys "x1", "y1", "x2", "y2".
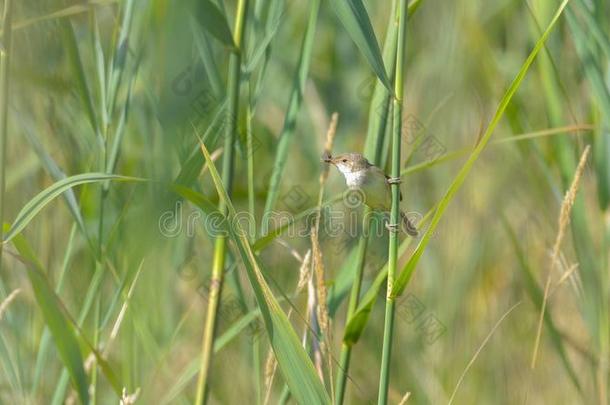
[{"x1": 1, "y1": 0, "x2": 608, "y2": 404}]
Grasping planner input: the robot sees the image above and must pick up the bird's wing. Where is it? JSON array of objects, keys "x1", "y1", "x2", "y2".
[{"x1": 369, "y1": 164, "x2": 402, "y2": 201}]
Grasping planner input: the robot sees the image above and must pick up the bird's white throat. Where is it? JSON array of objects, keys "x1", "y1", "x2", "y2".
[{"x1": 340, "y1": 168, "x2": 368, "y2": 188}]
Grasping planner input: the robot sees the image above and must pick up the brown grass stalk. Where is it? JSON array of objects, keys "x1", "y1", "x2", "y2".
[
  {"x1": 531, "y1": 145, "x2": 590, "y2": 369},
  {"x1": 309, "y1": 112, "x2": 338, "y2": 390},
  {"x1": 0, "y1": 288, "x2": 20, "y2": 321}
]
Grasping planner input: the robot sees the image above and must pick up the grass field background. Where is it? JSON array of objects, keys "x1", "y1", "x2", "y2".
[{"x1": 0, "y1": 0, "x2": 608, "y2": 404}]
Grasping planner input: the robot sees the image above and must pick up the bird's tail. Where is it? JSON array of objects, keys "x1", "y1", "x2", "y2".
[{"x1": 400, "y1": 211, "x2": 419, "y2": 237}]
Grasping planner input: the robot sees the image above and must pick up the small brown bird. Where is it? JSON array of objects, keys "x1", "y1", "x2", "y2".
[{"x1": 323, "y1": 152, "x2": 418, "y2": 236}]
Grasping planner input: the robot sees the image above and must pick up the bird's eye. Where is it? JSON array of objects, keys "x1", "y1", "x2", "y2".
[{"x1": 342, "y1": 159, "x2": 347, "y2": 163}]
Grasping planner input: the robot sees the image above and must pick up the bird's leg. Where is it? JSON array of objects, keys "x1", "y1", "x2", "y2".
[
  {"x1": 386, "y1": 177, "x2": 401, "y2": 185},
  {"x1": 386, "y1": 178, "x2": 401, "y2": 232},
  {"x1": 385, "y1": 221, "x2": 399, "y2": 233}
]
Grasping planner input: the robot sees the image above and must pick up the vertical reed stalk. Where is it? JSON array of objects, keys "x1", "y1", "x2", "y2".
[
  {"x1": 194, "y1": 1, "x2": 249, "y2": 403},
  {"x1": 334, "y1": 221, "x2": 369, "y2": 404},
  {"x1": 310, "y1": 112, "x2": 338, "y2": 394},
  {"x1": 246, "y1": 88, "x2": 261, "y2": 404},
  {"x1": 378, "y1": 1, "x2": 408, "y2": 403},
  {"x1": 0, "y1": 0, "x2": 13, "y2": 269},
  {"x1": 246, "y1": 98, "x2": 256, "y2": 240},
  {"x1": 334, "y1": 0, "x2": 399, "y2": 399}
]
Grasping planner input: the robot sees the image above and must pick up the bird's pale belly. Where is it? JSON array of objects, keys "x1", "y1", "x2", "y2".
[{"x1": 345, "y1": 169, "x2": 391, "y2": 211}]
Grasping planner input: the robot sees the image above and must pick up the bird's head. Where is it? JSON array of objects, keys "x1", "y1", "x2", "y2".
[{"x1": 322, "y1": 152, "x2": 371, "y2": 175}]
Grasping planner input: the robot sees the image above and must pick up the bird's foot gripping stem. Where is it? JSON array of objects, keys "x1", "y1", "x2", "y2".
[
  {"x1": 385, "y1": 222, "x2": 400, "y2": 233},
  {"x1": 387, "y1": 176, "x2": 402, "y2": 185}
]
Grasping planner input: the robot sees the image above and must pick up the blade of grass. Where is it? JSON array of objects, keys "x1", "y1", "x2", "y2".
[
  {"x1": 247, "y1": 0, "x2": 285, "y2": 111},
  {"x1": 246, "y1": 80, "x2": 260, "y2": 400},
  {"x1": 190, "y1": 16, "x2": 224, "y2": 99},
  {"x1": 2, "y1": 1, "x2": 118, "y2": 36},
  {"x1": 105, "y1": 69, "x2": 138, "y2": 187},
  {"x1": 199, "y1": 140, "x2": 330, "y2": 404},
  {"x1": 3, "y1": 173, "x2": 142, "y2": 244},
  {"x1": 196, "y1": 0, "x2": 236, "y2": 50},
  {"x1": 32, "y1": 224, "x2": 77, "y2": 392},
  {"x1": 174, "y1": 98, "x2": 228, "y2": 187},
  {"x1": 447, "y1": 302, "x2": 522, "y2": 405},
  {"x1": 8, "y1": 229, "x2": 89, "y2": 405},
  {"x1": 106, "y1": 0, "x2": 134, "y2": 117},
  {"x1": 61, "y1": 19, "x2": 103, "y2": 146},
  {"x1": 259, "y1": 0, "x2": 320, "y2": 235},
  {"x1": 104, "y1": 101, "x2": 128, "y2": 178},
  {"x1": 243, "y1": 0, "x2": 285, "y2": 74},
  {"x1": 50, "y1": 254, "x2": 126, "y2": 403},
  {"x1": 572, "y1": 0, "x2": 610, "y2": 60},
  {"x1": 91, "y1": 6, "x2": 108, "y2": 134},
  {"x1": 246, "y1": 88, "x2": 256, "y2": 239},
  {"x1": 17, "y1": 115, "x2": 88, "y2": 242},
  {"x1": 330, "y1": 0, "x2": 392, "y2": 92},
  {"x1": 400, "y1": 124, "x2": 594, "y2": 178},
  {"x1": 566, "y1": 7, "x2": 610, "y2": 209},
  {"x1": 0, "y1": 280, "x2": 23, "y2": 398}
]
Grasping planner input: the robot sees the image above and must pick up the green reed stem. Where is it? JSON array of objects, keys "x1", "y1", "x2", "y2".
[
  {"x1": 334, "y1": 226, "x2": 369, "y2": 405},
  {"x1": 246, "y1": 92, "x2": 256, "y2": 241},
  {"x1": 334, "y1": 2, "x2": 427, "y2": 401},
  {"x1": 0, "y1": 0, "x2": 13, "y2": 269},
  {"x1": 246, "y1": 90, "x2": 262, "y2": 402},
  {"x1": 378, "y1": 0, "x2": 408, "y2": 403},
  {"x1": 194, "y1": 1, "x2": 249, "y2": 403}
]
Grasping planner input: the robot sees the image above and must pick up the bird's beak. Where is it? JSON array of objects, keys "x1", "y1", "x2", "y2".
[{"x1": 321, "y1": 152, "x2": 333, "y2": 164}]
